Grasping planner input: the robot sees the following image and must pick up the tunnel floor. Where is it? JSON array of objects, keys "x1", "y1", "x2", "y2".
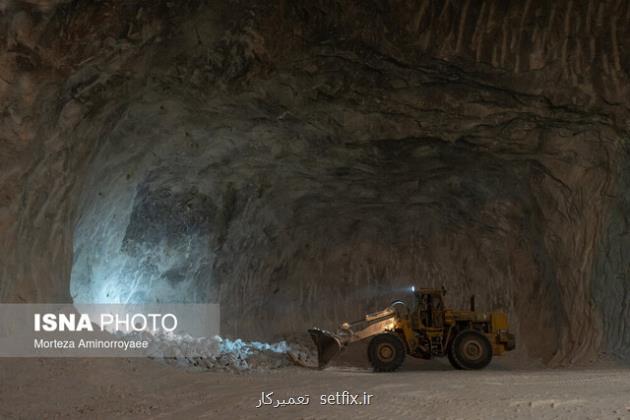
[{"x1": 1, "y1": 358, "x2": 628, "y2": 420}]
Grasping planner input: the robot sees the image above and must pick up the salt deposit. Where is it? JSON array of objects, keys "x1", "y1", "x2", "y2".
[{"x1": 117, "y1": 330, "x2": 316, "y2": 372}]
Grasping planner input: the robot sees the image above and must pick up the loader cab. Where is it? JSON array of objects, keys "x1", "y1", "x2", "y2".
[{"x1": 412, "y1": 288, "x2": 445, "y2": 329}]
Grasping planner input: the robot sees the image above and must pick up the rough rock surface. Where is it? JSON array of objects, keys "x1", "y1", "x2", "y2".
[{"x1": 1, "y1": 1, "x2": 630, "y2": 365}]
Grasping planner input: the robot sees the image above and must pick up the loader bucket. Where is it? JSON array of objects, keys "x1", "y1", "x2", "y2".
[{"x1": 308, "y1": 328, "x2": 343, "y2": 369}]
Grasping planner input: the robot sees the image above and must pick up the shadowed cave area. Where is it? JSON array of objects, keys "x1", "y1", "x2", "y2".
[{"x1": 2, "y1": 0, "x2": 630, "y2": 367}]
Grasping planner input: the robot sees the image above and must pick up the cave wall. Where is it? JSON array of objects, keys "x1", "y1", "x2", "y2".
[{"x1": 1, "y1": 0, "x2": 629, "y2": 364}]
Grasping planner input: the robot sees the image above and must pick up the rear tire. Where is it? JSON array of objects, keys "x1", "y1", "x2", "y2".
[
  {"x1": 368, "y1": 333, "x2": 405, "y2": 372},
  {"x1": 448, "y1": 330, "x2": 492, "y2": 370}
]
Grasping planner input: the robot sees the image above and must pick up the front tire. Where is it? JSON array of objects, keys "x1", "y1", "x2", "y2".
[
  {"x1": 368, "y1": 333, "x2": 406, "y2": 372},
  {"x1": 448, "y1": 330, "x2": 492, "y2": 370},
  {"x1": 447, "y1": 348, "x2": 463, "y2": 369}
]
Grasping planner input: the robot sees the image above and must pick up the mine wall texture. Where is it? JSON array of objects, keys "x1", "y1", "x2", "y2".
[{"x1": 1, "y1": 0, "x2": 630, "y2": 364}]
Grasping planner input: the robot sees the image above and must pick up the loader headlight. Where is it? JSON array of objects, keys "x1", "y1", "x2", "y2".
[{"x1": 411, "y1": 286, "x2": 415, "y2": 292}]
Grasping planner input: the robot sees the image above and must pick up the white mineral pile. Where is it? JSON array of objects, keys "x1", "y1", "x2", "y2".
[{"x1": 119, "y1": 331, "x2": 317, "y2": 372}]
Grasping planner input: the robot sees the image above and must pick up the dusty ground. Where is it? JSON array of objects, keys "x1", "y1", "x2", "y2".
[{"x1": 1, "y1": 356, "x2": 629, "y2": 420}]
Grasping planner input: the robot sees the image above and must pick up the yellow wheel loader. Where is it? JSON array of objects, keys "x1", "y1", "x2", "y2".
[{"x1": 309, "y1": 287, "x2": 515, "y2": 371}]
